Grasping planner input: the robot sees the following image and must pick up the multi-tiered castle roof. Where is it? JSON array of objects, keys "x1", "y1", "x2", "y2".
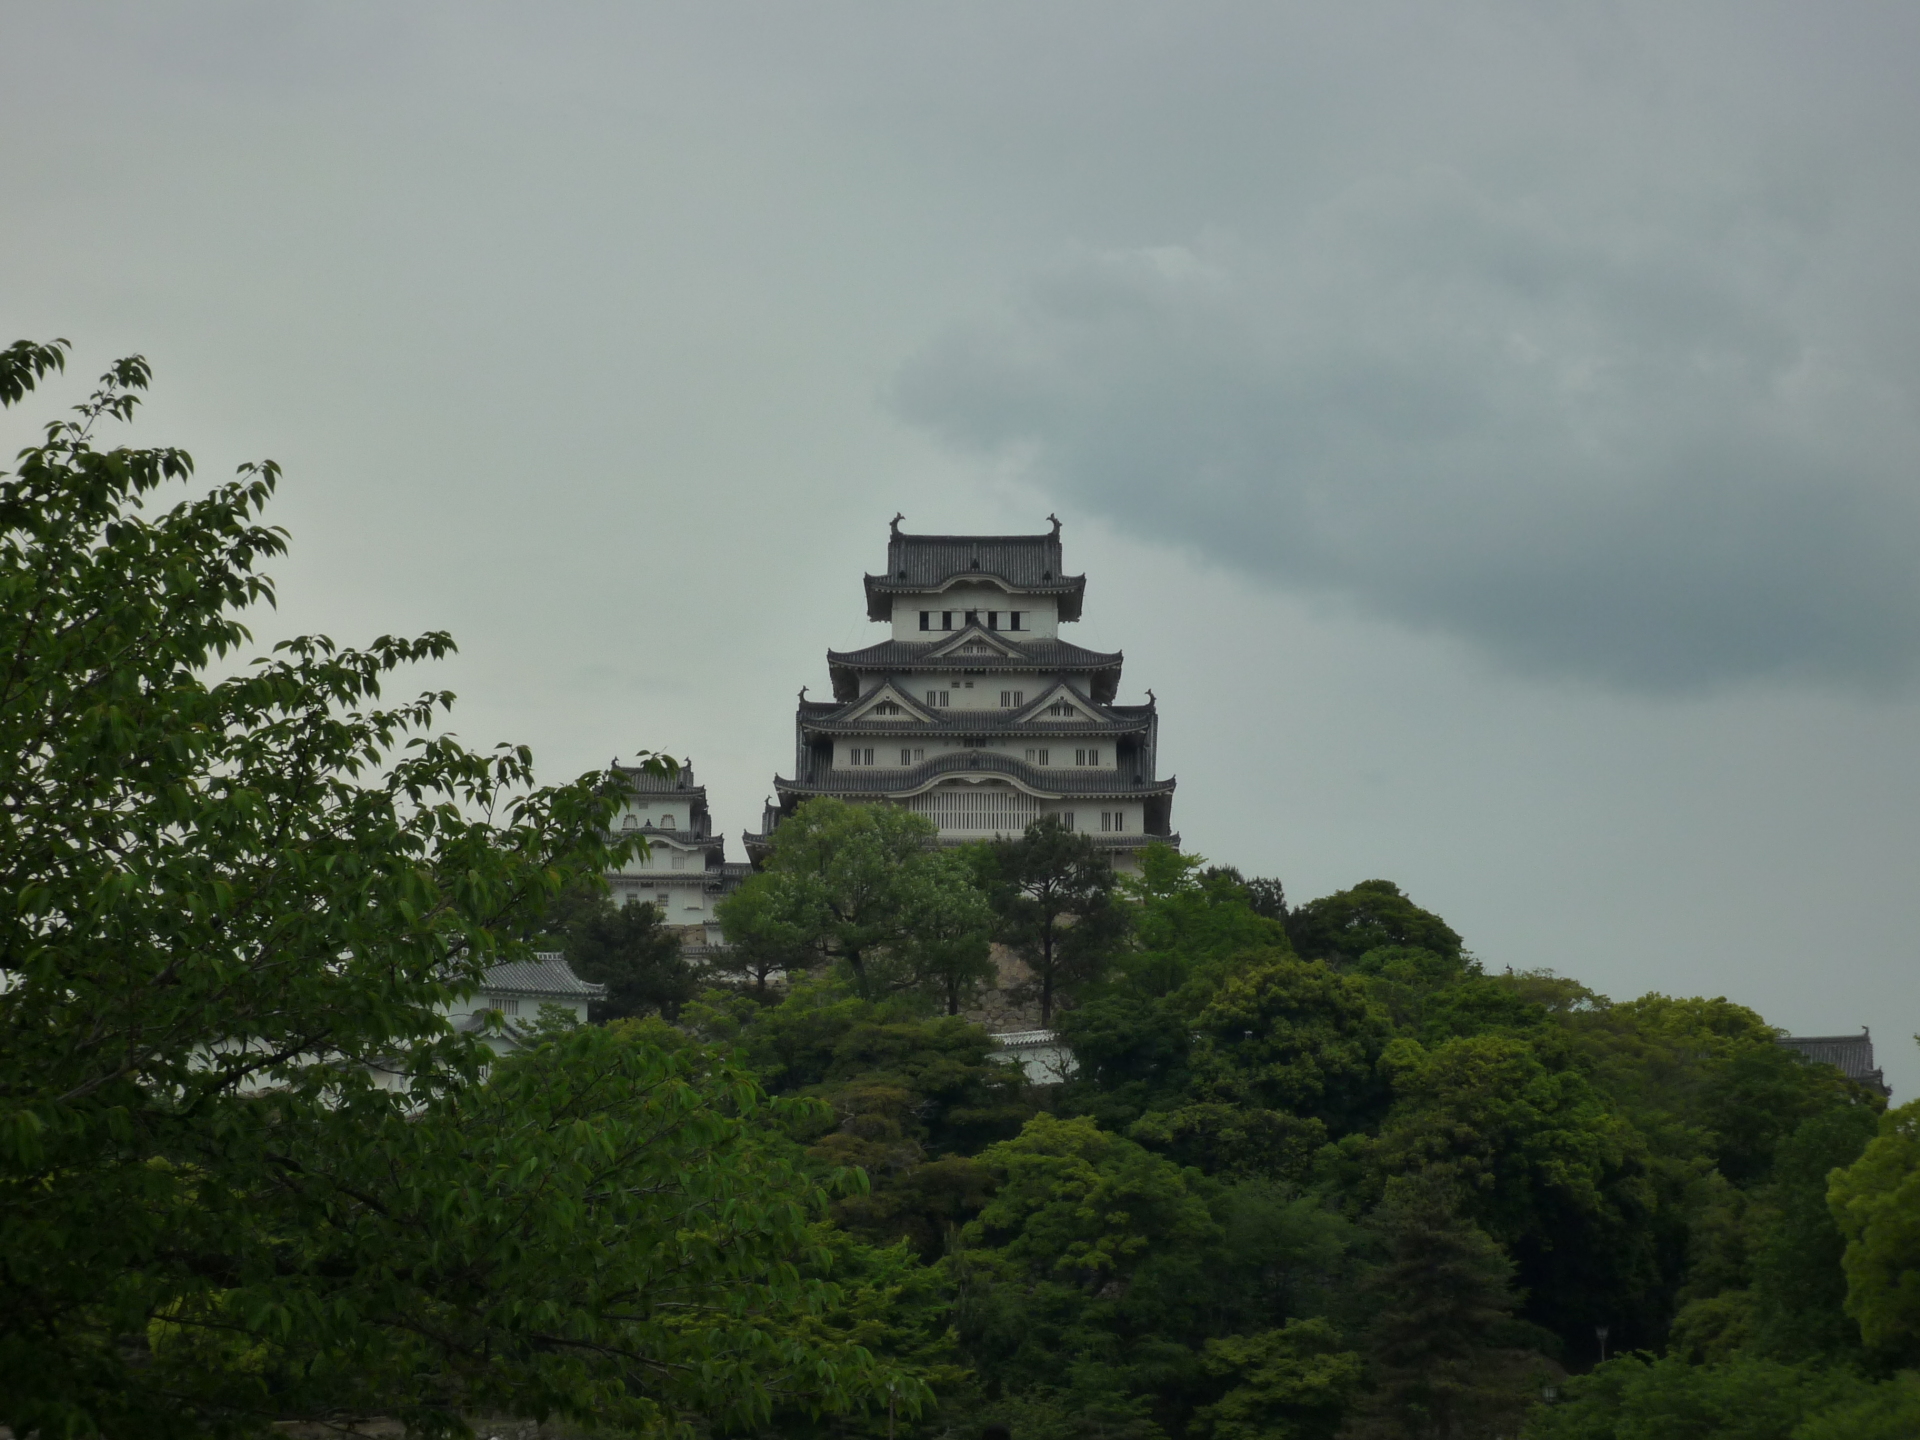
[
  {"x1": 605, "y1": 761, "x2": 750, "y2": 950},
  {"x1": 745, "y1": 517, "x2": 1177, "y2": 865}
]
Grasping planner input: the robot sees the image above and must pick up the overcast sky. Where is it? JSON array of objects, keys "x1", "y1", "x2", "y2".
[{"x1": 6, "y1": 1, "x2": 1918, "y2": 1093}]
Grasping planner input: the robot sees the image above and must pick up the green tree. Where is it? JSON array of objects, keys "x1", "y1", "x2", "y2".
[
  {"x1": 716, "y1": 798, "x2": 993, "y2": 1004},
  {"x1": 1286, "y1": 880, "x2": 1462, "y2": 969},
  {"x1": 538, "y1": 883, "x2": 695, "y2": 1020},
  {"x1": 1124, "y1": 847, "x2": 1293, "y2": 978},
  {"x1": 1522, "y1": 1354, "x2": 1872, "y2": 1440},
  {"x1": 977, "y1": 815, "x2": 1130, "y2": 1025},
  {"x1": 0, "y1": 345, "x2": 912, "y2": 1438},
  {"x1": 1348, "y1": 1181, "x2": 1544, "y2": 1440},
  {"x1": 1191, "y1": 1319, "x2": 1363, "y2": 1440},
  {"x1": 1829, "y1": 1096, "x2": 1920, "y2": 1364}
]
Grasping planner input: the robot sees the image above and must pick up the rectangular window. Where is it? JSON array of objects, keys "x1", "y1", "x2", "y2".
[
  {"x1": 942, "y1": 611, "x2": 954, "y2": 630},
  {"x1": 1000, "y1": 690, "x2": 1025, "y2": 708},
  {"x1": 914, "y1": 747, "x2": 924, "y2": 762},
  {"x1": 900, "y1": 748, "x2": 914, "y2": 766},
  {"x1": 1076, "y1": 748, "x2": 1087, "y2": 766},
  {"x1": 1009, "y1": 611, "x2": 1024, "y2": 631},
  {"x1": 655, "y1": 891, "x2": 668, "y2": 905},
  {"x1": 1061, "y1": 812, "x2": 1075, "y2": 832},
  {"x1": 964, "y1": 609, "x2": 979, "y2": 626},
  {"x1": 925, "y1": 690, "x2": 948, "y2": 707},
  {"x1": 501, "y1": 997, "x2": 520, "y2": 1016},
  {"x1": 671, "y1": 850, "x2": 687, "y2": 869},
  {"x1": 987, "y1": 611, "x2": 999, "y2": 630},
  {"x1": 1100, "y1": 811, "x2": 1125, "y2": 832},
  {"x1": 919, "y1": 611, "x2": 931, "y2": 631}
]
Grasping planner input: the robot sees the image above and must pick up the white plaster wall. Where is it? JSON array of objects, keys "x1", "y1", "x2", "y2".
[
  {"x1": 888, "y1": 592, "x2": 1059, "y2": 641},
  {"x1": 1041, "y1": 800, "x2": 1142, "y2": 834},
  {"x1": 615, "y1": 798, "x2": 685, "y2": 831},
  {"x1": 617, "y1": 873, "x2": 712, "y2": 921}
]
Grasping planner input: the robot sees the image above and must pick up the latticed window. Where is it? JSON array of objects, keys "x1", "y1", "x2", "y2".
[
  {"x1": 907, "y1": 785, "x2": 1039, "y2": 833},
  {"x1": 872, "y1": 700, "x2": 903, "y2": 715}
]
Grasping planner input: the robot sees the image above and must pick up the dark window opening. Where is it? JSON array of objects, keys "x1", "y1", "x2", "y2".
[{"x1": 919, "y1": 611, "x2": 931, "y2": 631}]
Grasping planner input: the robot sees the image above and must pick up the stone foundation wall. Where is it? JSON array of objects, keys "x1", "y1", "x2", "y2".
[{"x1": 963, "y1": 943, "x2": 1046, "y2": 1034}]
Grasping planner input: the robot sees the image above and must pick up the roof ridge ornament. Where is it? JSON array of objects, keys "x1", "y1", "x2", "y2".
[
  {"x1": 890, "y1": 512, "x2": 905, "y2": 537},
  {"x1": 1048, "y1": 513, "x2": 1061, "y2": 537}
]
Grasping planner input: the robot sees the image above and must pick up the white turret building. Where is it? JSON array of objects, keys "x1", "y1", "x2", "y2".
[
  {"x1": 606, "y1": 761, "x2": 749, "y2": 949},
  {"x1": 746, "y1": 518, "x2": 1177, "y2": 868}
]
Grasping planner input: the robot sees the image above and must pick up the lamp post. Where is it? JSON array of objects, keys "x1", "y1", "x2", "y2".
[{"x1": 1595, "y1": 1325, "x2": 1610, "y2": 1363}]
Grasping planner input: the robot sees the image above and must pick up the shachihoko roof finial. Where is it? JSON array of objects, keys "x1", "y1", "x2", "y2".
[
  {"x1": 1048, "y1": 512, "x2": 1061, "y2": 536},
  {"x1": 798, "y1": 685, "x2": 809, "y2": 702},
  {"x1": 890, "y1": 512, "x2": 905, "y2": 537}
]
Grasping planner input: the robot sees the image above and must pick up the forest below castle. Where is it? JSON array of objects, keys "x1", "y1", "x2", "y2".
[
  {"x1": 549, "y1": 801, "x2": 1919, "y2": 1440},
  {"x1": 3, "y1": 341, "x2": 1917, "y2": 1440}
]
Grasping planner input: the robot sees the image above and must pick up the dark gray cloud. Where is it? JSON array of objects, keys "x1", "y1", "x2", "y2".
[{"x1": 894, "y1": 169, "x2": 1920, "y2": 692}]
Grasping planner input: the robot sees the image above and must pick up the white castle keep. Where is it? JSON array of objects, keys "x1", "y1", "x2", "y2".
[{"x1": 745, "y1": 517, "x2": 1178, "y2": 870}]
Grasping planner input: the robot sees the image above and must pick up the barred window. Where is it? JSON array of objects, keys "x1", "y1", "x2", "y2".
[{"x1": 906, "y1": 785, "x2": 1039, "y2": 834}]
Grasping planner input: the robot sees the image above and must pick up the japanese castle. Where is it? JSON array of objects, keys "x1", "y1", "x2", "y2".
[
  {"x1": 604, "y1": 761, "x2": 749, "y2": 948},
  {"x1": 745, "y1": 517, "x2": 1178, "y2": 869}
]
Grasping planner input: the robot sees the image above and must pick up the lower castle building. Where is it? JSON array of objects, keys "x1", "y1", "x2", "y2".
[
  {"x1": 745, "y1": 518, "x2": 1177, "y2": 868},
  {"x1": 605, "y1": 760, "x2": 749, "y2": 950}
]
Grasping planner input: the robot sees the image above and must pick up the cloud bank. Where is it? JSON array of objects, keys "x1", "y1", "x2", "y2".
[{"x1": 894, "y1": 169, "x2": 1920, "y2": 693}]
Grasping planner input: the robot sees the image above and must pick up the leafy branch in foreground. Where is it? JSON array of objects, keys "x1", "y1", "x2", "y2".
[{"x1": 0, "y1": 343, "x2": 917, "y2": 1438}]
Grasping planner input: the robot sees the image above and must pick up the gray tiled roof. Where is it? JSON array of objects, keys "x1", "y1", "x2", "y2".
[
  {"x1": 1780, "y1": 1030, "x2": 1890, "y2": 1095},
  {"x1": 828, "y1": 637, "x2": 1122, "y2": 670},
  {"x1": 806, "y1": 711, "x2": 1149, "y2": 737},
  {"x1": 613, "y1": 762, "x2": 704, "y2": 796},
  {"x1": 777, "y1": 749, "x2": 1176, "y2": 799},
  {"x1": 864, "y1": 526, "x2": 1087, "y2": 621},
  {"x1": 481, "y1": 954, "x2": 606, "y2": 999}
]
